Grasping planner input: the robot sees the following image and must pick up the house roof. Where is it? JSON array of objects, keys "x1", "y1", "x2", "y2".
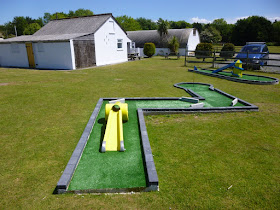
[
  {"x1": 0, "y1": 13, "x2": 124, "y2": 43},
  {"x1": 34, "y1": 13, "x2": 112, "y2": 36},
  {"x1": 127, "y1": 28, "x2": 194, "y2": 48},
  {"x1": 0, "y1": 33, "x2": 89, "y2": 43}
]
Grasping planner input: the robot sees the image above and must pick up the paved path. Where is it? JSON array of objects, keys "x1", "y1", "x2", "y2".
[{"x1": 261, "y1": 54, "x2": 280, "y2": 73}]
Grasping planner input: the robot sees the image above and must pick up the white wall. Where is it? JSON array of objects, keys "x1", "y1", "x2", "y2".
[
  {"x1": 0, "y1": 43, "x2": 29, "y2": 68},
  {"x1": 33, "y1": 42, "x2": 74, "y2": 69},
  {"x1": 94, "y1": 17, "x2": 131, "y2": 66},
  {"x1": 139, "y1": 48, "x2": 188, "y2": 57},
  {"x1": 187, "y1": 29, "x2": 200, "y2": 54},
  {"x1": 138, "y1": 48, "x2": 170, "y2": 57}
]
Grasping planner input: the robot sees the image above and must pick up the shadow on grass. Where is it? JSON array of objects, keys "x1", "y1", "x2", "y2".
[
  {"x1": 52, "y1": 186, "x2": 58, "y2": 194},
  {"x1": 160, "y1": 58, "x2": 180, "y2": 60}
]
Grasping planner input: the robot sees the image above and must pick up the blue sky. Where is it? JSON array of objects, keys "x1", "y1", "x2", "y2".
[{"x1": 0, "y1": 0, "x2": 279, "y2": 25}]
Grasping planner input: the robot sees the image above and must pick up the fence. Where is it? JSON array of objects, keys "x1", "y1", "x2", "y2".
[{"x1": 184, "y1": 50, "x2": 280, "y2": 70}]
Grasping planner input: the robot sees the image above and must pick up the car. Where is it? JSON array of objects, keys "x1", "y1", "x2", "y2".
[{"x1": 235, "y1": 42, "x2": 269, "y2": 69}]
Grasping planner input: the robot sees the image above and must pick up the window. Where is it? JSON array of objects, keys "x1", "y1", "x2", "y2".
[
  {"x1": 109, "y1": 21, "x2": 115, "y2": 34},
  {"x1": 117, "y1": 39, "x2": 123, "y2": 49},
  {"x1": 193, "y1": 29, "x2": 197, "y2": 36},
  {"x1": 131, "y1": 42, "x2": 135, "y2": 48},
  {"x1": 241, "y1": 46, "x2": 261, "y2": 53},
  {"x1": 262, "y1": 46, "x2": 268, "y2": 52}
]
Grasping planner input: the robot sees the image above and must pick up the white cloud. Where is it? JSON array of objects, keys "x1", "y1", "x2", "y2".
[
  {"x1": 190, "y1": 16, "x2": 280, "y2": 25},
  {"x1": 226, "y1": 16, "x2": 280, "y2": 24},
  {"x1": 190, "y1": 17, "x2": 212, "y2": 24},
  {"x1": 190, "y1": 16, "x2": 250, "y2": 24},
  {"x1": 226, "y1": 16, "x2": 249, "y2": 24},
  {"x1": 267, "y1": 17, "x2": 280, "y2": 22}
]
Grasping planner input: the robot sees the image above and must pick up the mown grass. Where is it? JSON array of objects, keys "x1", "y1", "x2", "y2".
[
  {"x1": 268, "y1": 46, "x2": 280, "y2": 53},
  {"x1": 0, "y1": 57, "x2": 279, "y2": 209}
]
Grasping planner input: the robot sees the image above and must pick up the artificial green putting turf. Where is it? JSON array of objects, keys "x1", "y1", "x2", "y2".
[
  {"x1": 196, "y1": 69, "x2": 276, "y2": 82},
  {"x1": 176, "y1": 83, "x2": 245, "y2": 107},
  {"x1": 67, "y1": 85, "x2": 246, "y2": 191},
  {"x1": 68, "y1": 100, "x2": 194, "y2": 191},
  {"x1": 68, "y1": 100, "x2": 146, "y2": 191}
]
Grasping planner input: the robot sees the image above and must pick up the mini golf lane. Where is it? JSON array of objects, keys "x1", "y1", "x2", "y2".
[
  {"x1": 56, "y1": 83, "x2": 258, "y2": 194},
  {"x1": 188, "y1": 69, "x2": 279, "y2": 85}
]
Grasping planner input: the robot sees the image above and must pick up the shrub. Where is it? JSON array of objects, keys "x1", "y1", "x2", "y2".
[
  {"x1": 168, "y1": 36, "x2": 179, "y2": 54},
  {"x1": 143, "y1": 43, "x2": 156, "y2": 57},
  {"x1": 220, "y1": 43, "x2": 235, "y2": 60},
  {"x1": 195, "y1": 43, "x2": 213, "y2": 61}
]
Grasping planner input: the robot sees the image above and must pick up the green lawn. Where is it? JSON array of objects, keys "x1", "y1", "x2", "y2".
[
  {"x1": 0, "y1": 57, "x2": 279, "y2": 209},
  {"x1": 268, "y1": 46, "x2": 280, "y2": 53}
]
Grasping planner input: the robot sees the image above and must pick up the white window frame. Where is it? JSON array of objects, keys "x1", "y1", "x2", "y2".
[
  {"x1": 109, "y1": 21, "x2": 115, "y2": 34},
  {"x1": 117, "y1": 39, "x2": 123, "y2": 50}
]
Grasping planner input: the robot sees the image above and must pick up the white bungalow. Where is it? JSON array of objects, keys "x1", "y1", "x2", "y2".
[
  {"x1": 0, "y1": 13, "x2": 131, "y2": 70},
  {"x1": 127, "y1": 28, "x2": 200, "y2": 57}
]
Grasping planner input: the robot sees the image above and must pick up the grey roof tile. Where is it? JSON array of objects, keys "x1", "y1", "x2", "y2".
[
  {"x1": 0, "y1": 33, "x2": 89, "y2": 43},
  {"x1": 34, "y1": 14, "x2": 111, "y2": 36}
]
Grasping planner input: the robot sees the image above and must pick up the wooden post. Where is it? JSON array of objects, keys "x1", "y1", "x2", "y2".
[
  {"x1": 184, "y1": 45, "x2": 188, "y2": 66},
  {"x1": 246, "y1": 50, "x2": 249, "y2": 70},
  {"x1": 212, "y1": 50, "x2": 216, "y2": 68}
]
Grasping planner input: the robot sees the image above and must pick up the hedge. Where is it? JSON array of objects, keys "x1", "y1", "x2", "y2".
[
  {"x1": 220, "y1": 43, "x2": 235, "y2": 59},
  {"x1": 195, "y1": 43, "x2": 213, "y2": 61},
  {"x1": 144, "y1": 43, "x2": 156, "y2": 57}
]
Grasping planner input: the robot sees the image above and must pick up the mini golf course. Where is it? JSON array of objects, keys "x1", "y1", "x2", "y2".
[
  {"x1": 56, "y1": 83, "x2": 258, "y2": 194},
  {"x1": 188, "y1": 67, "x2": 279, "y2": 85}
]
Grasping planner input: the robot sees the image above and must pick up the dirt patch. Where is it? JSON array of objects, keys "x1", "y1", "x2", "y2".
[{"x1": 0, "y1": 83, "x2": 10, "y2": 86}]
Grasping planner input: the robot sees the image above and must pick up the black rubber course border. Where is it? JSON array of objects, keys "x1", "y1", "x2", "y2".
[
  {"x1": 188, "y1": 69, "x2": 279, "y2": 85},
  {"x1": 56, "y1": 83, "x2": 258, "y2": 194}
]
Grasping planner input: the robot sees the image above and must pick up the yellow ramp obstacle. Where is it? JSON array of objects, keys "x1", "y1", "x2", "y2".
[
  {"x1": 232, "y1": 59, "x2": 244, "y2": 77},
  {"x1": 101, "y1": 101, "x2": 128, "y2": 152}
]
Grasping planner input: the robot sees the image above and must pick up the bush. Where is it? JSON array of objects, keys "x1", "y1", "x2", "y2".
[
  {"x1": 266, "y1": 42, "x2": 278, "y2": 46},
  {"x1": 143, "y1": 43, "x2": 156, "y2": 57},
  {"x1": 168, "y1": 36, "x2": 179, "y2": 54},
  {"x1": 195, "y1": 43, "x2": 213, "y2": 61},
  {"x1": 220, "y1": 43, "x2": 235, "y2": 60}
]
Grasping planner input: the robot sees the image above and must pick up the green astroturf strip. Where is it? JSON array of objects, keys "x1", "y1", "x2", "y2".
[
  {"x1": 68, "y1": 100, "x2": 196, "y2": 191},
  {"x1": 67, "y1": 85, "x2": 246, "y2": 191},
  {"x1": 135, "y1": 100, "x2": 192, "y2": 109},
  {"x1": 176, "y1": 83, "x2": 245, "y2": 107},
  {"x1": 197, "y1": 69, "x2": 275, "y2": 81},
  {"x1": 68, "y1": 101, "x2": 146, "y2": 191}
]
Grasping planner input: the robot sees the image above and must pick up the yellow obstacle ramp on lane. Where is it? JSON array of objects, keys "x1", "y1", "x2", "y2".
[{"x1": 101, "y1": 102, "x2": 128, "y2": 152}]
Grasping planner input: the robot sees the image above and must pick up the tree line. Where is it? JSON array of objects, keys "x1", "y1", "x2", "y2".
[
  {"x1": 116, "y1": 15, "x2": 280, "y2": 46},
  {"x1": 0, "y1": 9, "x2": 94, "y2": 38},
  {"x1": 0, "y1": 9, "x2": 279, "y2": 46}
]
